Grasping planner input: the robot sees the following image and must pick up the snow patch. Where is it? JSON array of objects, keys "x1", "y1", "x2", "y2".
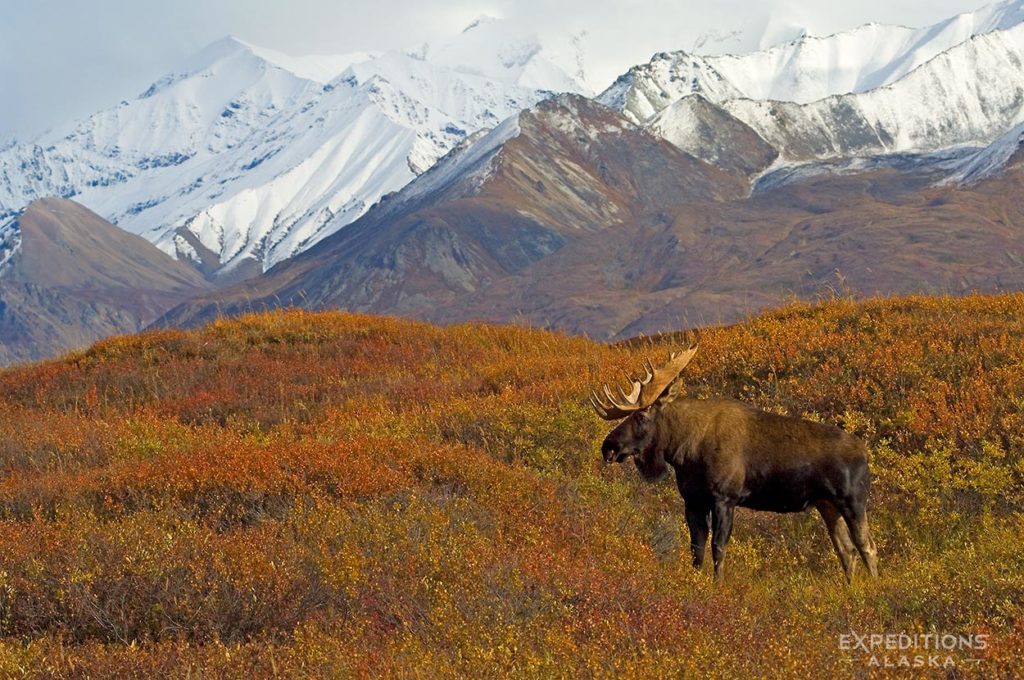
[
  {"x1": 944, "y1": 120, "x2": 1024, "y2": 184},
  {"x1": 398, "y1": 114, "x2": 522, "y2": 206},
  {"x1": 0, "y1": 215, "x2": 21, "y2": 274}
]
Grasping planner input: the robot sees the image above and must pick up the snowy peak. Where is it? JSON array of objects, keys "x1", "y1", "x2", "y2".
[
  {"x1": 0, "y1": 25, "x2": 571, "y2": 279},
  {"x1": 647, "y1": 95, "x2": 778, "y2": 177},
  {"x1": 601, "y1": 0, "x2": 1024, "y2": 124},
  {"x1": 419, "y1": 16, "x2": 591, "y2": 94},
  {"x1": 0, "y1": 36, "x2": 321, "y2": 224},
  {"x1": 40, "y1": 34, "x2": 318, "y2": 160},
  {"x1": 154, "y1": 34, "x2": 371, "y2": 83},
  {"x1": 144, "y1": 35, "x2": 371, "y2": 90},
  {"x1": 178, "y1": 35, "x2": 257, "y2": 72},
  {"x1": 599, "y1": 2, "x2": 1024, "y2": 166},
  {"x1": 713, "y1": 0, "x2": 1024, "y2": 103},
  {"x1": 141, "y1": 48, "x2": 555, "y2": 278},
  {"x1": 719, "y1": 21, "x2": 1024, "y2": 161},
  {"x1": 242, "y1": 41, "x2": 375, "y2": 83},
  {"x1": 132, "y1": 35, "x2": 311, "y2": 109},
  {"x1": 598, "y1": 52, "x2": 743, "y2": 124}
]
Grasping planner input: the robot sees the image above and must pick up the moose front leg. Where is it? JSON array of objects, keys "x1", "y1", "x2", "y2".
[
  {"x1": 711, "y1": 499, "x2": 735, "y2": 582},
  {"x1": 684, "y1": 505, "x2": 710, "y2": 569}
]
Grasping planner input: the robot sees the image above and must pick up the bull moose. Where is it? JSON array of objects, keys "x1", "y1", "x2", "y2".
[{"x1": 590, "y1": 336, "x2": 878, "y2": 583}]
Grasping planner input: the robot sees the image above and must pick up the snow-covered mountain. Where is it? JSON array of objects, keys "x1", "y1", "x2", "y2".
[
  {"x1": 6, "y1": 2, "x2": 1024, "y2": 286},
  {"x1": 603, "y1": 2, "x2": 1024, "y2": 165},
  {"x1": 717, "y1": 21, "x2": 1024, "y2": 161},
  {"x1": 86, "y1": 49, "x2": 569, "y2": 279},
  {"x1": 0, "y1": 36, "x2": 321, "y2": 221},
  {"x1": 601, "y1": 0, "x2": 1024, "y2": 122},
  {"x1": 0, "y1": 22, "x2": 585, "y2": 279}
]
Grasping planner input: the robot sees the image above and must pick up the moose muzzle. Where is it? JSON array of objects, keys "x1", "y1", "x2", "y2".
[{"x1": 601, "y1": 439, "x2": 633, "y2": 463}]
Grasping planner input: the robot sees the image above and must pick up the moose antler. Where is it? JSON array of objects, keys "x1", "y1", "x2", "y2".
[{"x1": 590, "y1": 333, "x2": 700, "y2": 420}]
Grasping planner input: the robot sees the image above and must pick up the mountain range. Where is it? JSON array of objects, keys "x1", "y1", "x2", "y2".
[
  {"x1": 0, "y1": 23, "x2": 586, "y2": 281},
  {"x1": 5, "y1": 1, "x2": 1024, "y2": 359},
  {"x1": 159, "y1": 90, "x2": 1024, "y2": 337}
]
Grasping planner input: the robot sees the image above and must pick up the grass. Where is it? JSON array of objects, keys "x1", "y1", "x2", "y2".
[{"x1": 0, "y1": 294, "x2": 1021, "y2": 677}]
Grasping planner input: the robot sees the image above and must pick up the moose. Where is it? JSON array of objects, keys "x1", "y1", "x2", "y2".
[{"x1": 591, "y1": 336, "x2": 878, "y2": 583}]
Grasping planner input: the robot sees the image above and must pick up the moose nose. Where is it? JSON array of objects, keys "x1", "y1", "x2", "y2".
[{"x1": 601, "y1": 441, "x2": 618, "y2": 463}]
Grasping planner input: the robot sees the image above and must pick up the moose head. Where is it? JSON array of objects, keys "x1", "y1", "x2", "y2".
[{"x1": 590, "y1": 336, "x2": 699, "y2": 479}]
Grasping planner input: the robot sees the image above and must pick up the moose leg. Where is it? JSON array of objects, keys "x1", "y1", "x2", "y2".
[
  {"x1": 710, "y1": 500, "x2": 735, "y2": 582},
  {"x1": 815, "y1": 500, "x2": 857, "y2": 583},
  {"x1": 684, "y1": 505, "x2": 710, "y2": 569},
  {"x1": 840, "y1": 508, "x2": 879, "y2": 578}
]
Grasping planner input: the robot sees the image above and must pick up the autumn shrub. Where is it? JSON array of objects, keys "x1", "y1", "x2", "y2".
[{"x1": 0, "y1": 296, "x2": 1020, "y2": 677}]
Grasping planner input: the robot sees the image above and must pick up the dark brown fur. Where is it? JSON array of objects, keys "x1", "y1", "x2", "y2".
[{"x1": 601, "y1": 396, "x2": 879, "y2": 582}]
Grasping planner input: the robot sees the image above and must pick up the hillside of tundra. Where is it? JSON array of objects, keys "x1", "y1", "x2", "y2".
[{"x1": 0, "y1": 294, "x2": 1021, "y2": 676}]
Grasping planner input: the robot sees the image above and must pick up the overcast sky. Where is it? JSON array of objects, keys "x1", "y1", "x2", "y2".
[{"x1": 0, "y1": 0, "x2": 995, "y2": 140}]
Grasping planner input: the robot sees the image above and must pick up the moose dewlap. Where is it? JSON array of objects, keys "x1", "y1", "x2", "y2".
[{"x1": 591, "y1": 335, "x2": 879, "y2": 583}]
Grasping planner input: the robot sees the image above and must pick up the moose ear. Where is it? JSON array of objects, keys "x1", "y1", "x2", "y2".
[{"x1": 661, "y1": 380, "x2": 686, "y2": 403}]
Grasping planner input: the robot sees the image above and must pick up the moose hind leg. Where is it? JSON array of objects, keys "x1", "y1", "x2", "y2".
[
  {"x1": 684, "y1": 505, "x2": 710, "y2": 569},
  {"x1": 711, "y1": 500, "x2": 735, "y2": 582},
  {"x1": 841, "y1": 509, "x2": 879, "y2": 578},
  {"x1": 815, "y1": 500, "x2": 857, "y2": 583}
]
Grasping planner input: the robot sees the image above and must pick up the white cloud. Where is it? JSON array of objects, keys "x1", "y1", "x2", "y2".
[{"x1": 0, "y1": 0, "x2": 995, "y2": 139}]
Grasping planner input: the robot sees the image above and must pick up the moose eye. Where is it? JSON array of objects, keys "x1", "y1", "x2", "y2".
[{"x1": 635, "y1": 410, "x2": 654, "y2": 431}]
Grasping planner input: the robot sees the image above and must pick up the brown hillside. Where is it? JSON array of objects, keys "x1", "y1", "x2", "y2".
[
  {"x1": 0, "y1": 198, "x2": 208, "y2": 364},
  {"x1": 162, "y1": 138, "x2": 1024, "y2": 340},
  {"x1": 438, "y1": 164, "x2": 1024, "y2": 337}
]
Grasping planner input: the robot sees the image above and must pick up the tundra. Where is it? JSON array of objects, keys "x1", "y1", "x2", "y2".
[{"x1": 591, "y1": 337, "x2": 879, "y2": 583}]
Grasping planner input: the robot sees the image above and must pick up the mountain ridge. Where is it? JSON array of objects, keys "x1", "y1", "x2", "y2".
[
  {"x1": 601, "y1": 0, "x2": 1024, "y2": 120},
  {"x1": 9, "y1": 4, "x2": 1024, "y2": 281},
  {"x1": 156, "y1": 94, "x2": 745, "y2": 328}
]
